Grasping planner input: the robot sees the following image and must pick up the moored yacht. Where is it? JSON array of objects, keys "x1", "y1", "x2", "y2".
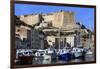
[
  {"x1": 57, "y1": 48, "x2": 72, "y2": 61},
  {"x1": 16, "y1": 49, "x2": 34, "y2": 65},
  {"x1": 71, "y1": 47, "x2": 85, "y2": 58},
  {"x1": 44, "y1": 47, "x2": 57, "y2": 60},
  {"x1": 34, "y1": 49, "x2": 45, "y2": 58},
  {"x1": 85, "y1": 48, "x2": 93, "y2": 55}
]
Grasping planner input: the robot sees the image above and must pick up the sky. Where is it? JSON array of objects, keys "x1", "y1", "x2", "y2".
[{"x1": 15, "y1": 3, "x2": 95, "y2": 31}]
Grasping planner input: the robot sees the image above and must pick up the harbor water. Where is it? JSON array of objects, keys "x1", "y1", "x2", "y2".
[{"x1": 32, "y1": 54, "x2": 94, "y2": 65}]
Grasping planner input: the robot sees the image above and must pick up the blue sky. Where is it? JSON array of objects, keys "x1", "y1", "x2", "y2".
[{"x1": 15, "y1": 4, "x2": 95, "y2": 31}]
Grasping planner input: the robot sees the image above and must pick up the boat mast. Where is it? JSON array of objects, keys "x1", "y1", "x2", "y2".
[{"x1": 59, "y1": 28, "x2": 61, "y2": 50}]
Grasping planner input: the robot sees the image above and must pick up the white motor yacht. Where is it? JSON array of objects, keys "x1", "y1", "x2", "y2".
[
  {"x1": 44, "y1": 48, "x2": 57, "y2": 60},
  {"x1": 71, "y1": 47, "x2": 85, "y2": 58},
  {"x1": 34, "y1": 49, "x2": 45, "y2": 57}
]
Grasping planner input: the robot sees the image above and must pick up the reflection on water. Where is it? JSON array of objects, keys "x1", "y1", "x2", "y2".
[
  {"x1": 32, "y1": 54, "x2": 94, "y2": 65},
  {"x1": 85, "y1": 54, "x2": 94, "y2": 61},
  {"x1": 15, "y1": 54, "x2": 94, "y2": 65},
  {"x1": 32, "y1": 57, "x2": 44, "y2": 64}
]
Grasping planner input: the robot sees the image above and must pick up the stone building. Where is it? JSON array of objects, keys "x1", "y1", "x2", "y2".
[
  {"x1": 16, "y1": 11, "x2": 90, "y2": 49},
  {"x1": 15, "y1": 25, "x2": 32, "y2": 49},
  {"x1": 15, "y1": 16, "x2": 32, "y2": 49},
  {"x1": 16, "y1": 25, "x2": 31, "y2": 40},
  {"x1": 30, "y1": 29, "x2": 45, "y2": 49},
  {"x1": 19, "y1": 11, "x2": 77, "y2": 29}
]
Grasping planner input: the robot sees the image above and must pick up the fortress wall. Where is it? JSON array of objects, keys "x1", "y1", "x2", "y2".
[
  {"x1": 52, "y1": 12, "x2": 64, "y2": 28},
  {"x1": 19, "y1": 15, "x2": 40, "y2": 26},
  {"x1": 43, "y1": 14, "x2": 53, "y2": 22},
  {"x1": 18, "y1": 11, "x2": 76, "y2": 28},
  {"x1": 63, "y1": 12, "x2": 75, "y2": 26}
]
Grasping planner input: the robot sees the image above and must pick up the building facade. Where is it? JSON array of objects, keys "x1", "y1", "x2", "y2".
[{"x1": 15, "y1": 11, "x2": 90, "y2": 49}]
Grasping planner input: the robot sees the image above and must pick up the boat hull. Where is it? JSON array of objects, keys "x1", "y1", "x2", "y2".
[
  {"x1": 72, "y1": 51, "x2": 85, "y2": 59},
  {"x1": 58, "y1": 53, "x2": 72, "y2": 61},
  {"x1": 17, "y1": 56, "x2": 34, "y2": 65}
]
